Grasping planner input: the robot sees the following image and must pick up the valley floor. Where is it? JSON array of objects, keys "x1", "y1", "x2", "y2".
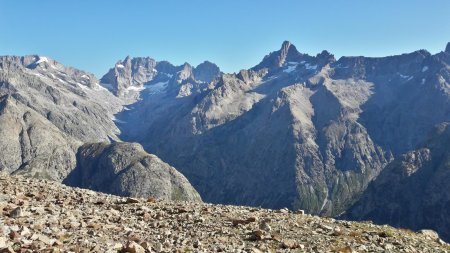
[{"x1": 0, "y1": 173, "x2": 448, "y2": 253}]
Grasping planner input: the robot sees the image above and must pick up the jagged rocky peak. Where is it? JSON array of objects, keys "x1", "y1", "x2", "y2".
[
  {"x1": 100, "y1": 56, "x2": 158, "y2": 96},
  {"x1": 176, "y1": 62, "x2": 194, "y2": 81},
  {"x1": 0, "y1": 55, "x2": 56, "y2": 69},
  {"x1": 0, "y1": 55, "x2": 99, "y2": 89},
  {"x1": 193, "y1": 61, "x2": 221, "y2": 83},
  {"x1": 277, "y1": 40, "x2": 299, "y2": 66},
  {"x1": 446, "y1": 42, "x2": 450, "y2": 53},
  {"x1": 253, "y1": 40, "x2": 303, "y2": 70},
  {"x1": 316, "y1": 50, "x2": 336, "y2": 65},
  {"x1": 236, "y1": 68, "x2": 268, "y2": 83},
  {"x1": 155, "y1": 60, "x2": 177, "y2": 74}
]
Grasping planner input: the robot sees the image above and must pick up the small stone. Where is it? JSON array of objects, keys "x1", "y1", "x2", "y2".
[
  {"x1": 419, "y1": 229, "x2": 439, "y2": 240},
  {"x1": 246, "y1": 217, "x2": 258, "y2": 222},
  {"x1": 193, "y1": 239, "x2": 202, "y2": 248},
  {"x1": 251, "y1": 230, "x2": 266, "y2": 241},
  {"x1": 437, "y1": 238, "x2": 446, "y2": 245},
  {"x1": 147, "y1": 197, "x2": 157, "y2": 203},
  {"x1": 271, "y1": 233, "x2": 282, "y2": 242},
  {"x1": 259, "y1": 220, "x2": 272, "y2": 232},
  {"x1": 112, "y1": 243, "x2": 123, "y2": 250},
  {"x1": 8, "y1": 231, "x2": 19, "y2": 240},
  {"x1": 121, "y1": 241, "x2": 145, "y2": 253},
  {"x1": 38, "y1": 234, "x2": 52, "y2": 245},
  {"x1": 250, "y1": 247, "x2": 263, "y2": 253},
  {"x1": 20, "y1": 226, "x2": 30, "y2": 237},
  {"x1": 140, "y1": 242, "x2": 152, "y2": 251},
  {"x1": 9, "y1": 207, "x2": 22, "y2": 218},
  {"x1": 282, "y1": 239, "x2": 301, "y2": 249},
  {"x1": 0, "y1": 237, "x2": 6, "y2": 248},
  {"x1": 125, "y1": 198, "x2": 140, "y2": 204},
  {"x1": 0, "y1": 246, "x2": 15, "y2": 253},
  {"x1": 319, "y1": 224, "x2": 333, "y2": 231},
  {"x1": 295, "y1": 210, "x2": 305, "y2": 215}
]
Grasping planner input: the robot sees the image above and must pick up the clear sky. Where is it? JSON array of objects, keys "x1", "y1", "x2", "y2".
[{"x1": 1, "y1": 1, "x2": 450, "y2": 77}]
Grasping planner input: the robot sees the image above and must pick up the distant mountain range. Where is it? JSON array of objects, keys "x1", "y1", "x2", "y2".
[{"x1": 0, "y1": 41, "x2": 449, "y2": 239}]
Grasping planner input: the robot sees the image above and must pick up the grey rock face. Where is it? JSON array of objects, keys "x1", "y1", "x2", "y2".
[
  {"x1": 446, "y1": 42, "x2": 450, "y2": 53},
  {"x1": 0, "y1": 95, "x2": 78, "y2": 181},
  {"x1": 193, "y1": 61, "x2": 221, "y2": 83},
  {"x1": 114, "y1": 41, "x2": 450, "y2": 216},
  {"x1": 100, "y1": 56, "x2": 158, "y2": 98},
  {"x1": 0, "y1": 55, "x2": 124, "y2": 180},
  {"x1": 0, "y1": 55, "x2": 123, "y2": 143},
  {"x1": 344, "y1": 123, "x2": 450, "y2": 241},
  {"x1": 64, "y1": 142, "x2": 202, "y2": 202}
]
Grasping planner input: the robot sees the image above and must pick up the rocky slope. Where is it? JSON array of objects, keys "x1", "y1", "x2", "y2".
[
  {"x1": 1, "y1": 173, "x2": 448, "y2": 252},
  {"x1": 64, "y1": 142, "x2": 201, "y2": 202},
  {"x1": 0, "y1": 55, "x2": 123, "y2": 180},
  {"x1": 0, "y1": 56, "x2": 201, "y2": 203},
  {"x1": 110, "y1": 41, "x2": 450, "y2": 217},
  {"x1": 344, "y1": 122, "x2": 450, "y2": 241}
]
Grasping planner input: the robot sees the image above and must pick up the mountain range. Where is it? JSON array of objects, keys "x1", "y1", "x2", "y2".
[{"x1": 0, "y1": 41, "x2": 449, "y2": 240}]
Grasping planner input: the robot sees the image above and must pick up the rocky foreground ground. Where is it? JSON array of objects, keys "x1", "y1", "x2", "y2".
[{"x1": 0, "y1": 173, "x2": 448, "y2": 253}]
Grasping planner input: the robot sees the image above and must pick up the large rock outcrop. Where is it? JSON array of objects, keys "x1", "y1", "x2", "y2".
[{"x1": 64, "y1": 142, "x2": 202, "y2": 202}]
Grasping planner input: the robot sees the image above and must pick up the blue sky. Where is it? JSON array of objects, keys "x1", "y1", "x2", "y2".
[{"x1": 1, "y1": 1, "x2": 450, "y2": 77}]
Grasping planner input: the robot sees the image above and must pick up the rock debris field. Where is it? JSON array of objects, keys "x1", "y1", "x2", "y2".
[{"x1": 0, "y1": 173, "x2": 448, "y2": 253}]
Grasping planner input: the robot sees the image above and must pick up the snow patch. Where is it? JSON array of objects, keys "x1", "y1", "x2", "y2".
[
  {"x1": 334, "y1": 63, "x2": 349, "y2": 69},
  {"x1": 421, "y1": 78, "x2": 426, "y2": 85},
  {"x1": 144, "y1": 81, "x2": 169, "y2": 95},
  {"x1": 399, "y1": 73, "x2": 413, "y2": 81},
  {"x1": 112, "y1": 116, "x2": 126, "y2": 124},
  {"x1": 77, "y1": 83, "x2": 89, "y2": 90},
  {"x1": 305, "y1": 63, "x2": 317, "y2": 70},
  {"x1": 81, "y1": 74, "x2": 90, "y2": 79},
  {"x1": 116, "y1": 64, "x2": 125, "y2": 69},
  {"x1": 35, "y1": 57, "x2": 48, "y2": 64},
  {"x1": 125, "y1": 85, "x2": 145, "y2": 92},
  {"x1": 93, "y1": 83, "x2": 109, "y2": 91},
  {"x1": 101, "y1": 83, "x2": 114, "y2": 91},
  {"x1": 422, "y1": 66, "x2": 429, "y2": 72},
  {"x1": 57, "y1": 78, "x2": 67, "y2": 84},
  {"x1": 30, "y1": 72, "x2": 45, "y2": 78},
  {"x1": 283, "y1": 62, "x2": 299, "y2": 73}
]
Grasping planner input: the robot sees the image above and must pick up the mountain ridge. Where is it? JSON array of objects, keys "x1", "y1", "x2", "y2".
[
  {"x1": 0, "y1": 40, "x2": 450, "y2": 242},
  {"x1": 108, "y1": 40, "x2": 450, "y2": 217}
]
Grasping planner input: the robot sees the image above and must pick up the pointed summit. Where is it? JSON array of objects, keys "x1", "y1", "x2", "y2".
[
  {"x1": 281, "y1": 40, "x2": 293, "y2": 51},
  {"x1": 253, "y1": 40, "x2": 302, "y2": 70},
  {"x1": 446, "y1": 42, "x2": 450, "y2": 53},
  {"x1": 278, "y1": 41, "x2": 299, "y2": 66}
]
